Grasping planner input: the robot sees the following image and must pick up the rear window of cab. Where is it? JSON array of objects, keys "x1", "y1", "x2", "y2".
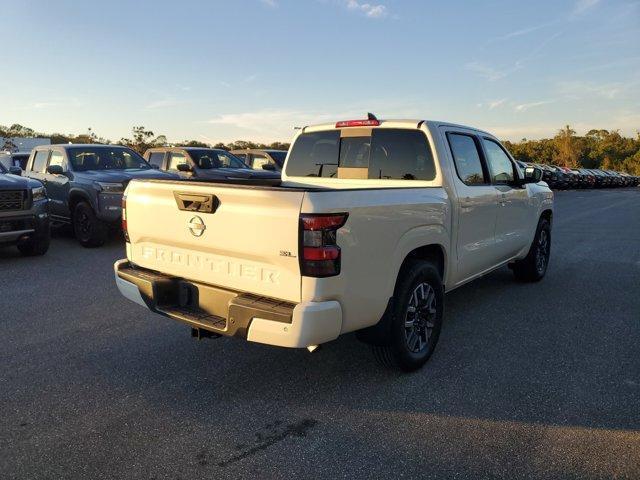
[{"x1": 285, "y1": 128, "x2": 436, "y2": 180}]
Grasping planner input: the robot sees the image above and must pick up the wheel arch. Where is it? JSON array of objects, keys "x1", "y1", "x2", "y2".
[
  {"x1": 387, "y1": 224, "x2": 449, "y2": 298},
  {"x1": 68, "y1": 189, "x2": 95, "y2": 218}
]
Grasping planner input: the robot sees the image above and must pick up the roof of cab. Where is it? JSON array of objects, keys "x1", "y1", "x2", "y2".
[
  {"x1": 34, "y1": 143, "x2": 127, "y2": 150},
  {"x1": 302, "y1": 119, "x2": 495, "y2": 137}
]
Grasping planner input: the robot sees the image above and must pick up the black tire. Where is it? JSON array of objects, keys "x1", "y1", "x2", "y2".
[
  {"x1": 17, "y1": 227, "x2": 51, "y2": 256},
  {"x1": 512, "y1": 217, "x2": 551, "y2": 282},
  {"x1": 73, "y1": 201, "x2": 108, "y2": 248},
  {"x1": 372, "y1": 260, "x2": 444, "y2": 372}
]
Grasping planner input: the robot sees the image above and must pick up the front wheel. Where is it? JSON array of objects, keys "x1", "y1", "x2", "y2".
[
  {"x1": 372, "y1": 260, "x2": 444, "y2": 371},
  {"x1": 511, "y1": 217, "x2": 551, "y2": 282},
  {"x1": 73, "y1": 201, "x2": 108, "y2": 248}
]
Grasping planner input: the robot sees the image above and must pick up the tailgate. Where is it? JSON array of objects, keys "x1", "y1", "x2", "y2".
[{"x1": 125, "y1": 181, "x2": 304, "y2": 303}]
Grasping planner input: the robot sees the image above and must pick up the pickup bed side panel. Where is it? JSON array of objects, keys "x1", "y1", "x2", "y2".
[
  {"x1": 301, "y1": 187, "x2": 450, "y2": 334},
  {"x1": 125, "y1": 180, "x2": 305, "y2": 303}
]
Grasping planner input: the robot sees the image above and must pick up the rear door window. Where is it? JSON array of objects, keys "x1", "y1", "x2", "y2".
[
  {"x1": 32, "y1": 150, "x2": 50, "y2": 173},
  {"x1": 447, "y1": 133, "x2": 487, "y2": 185},
  {"x1": 285, "y1": 128, "x2": 435, "y2": 180}
]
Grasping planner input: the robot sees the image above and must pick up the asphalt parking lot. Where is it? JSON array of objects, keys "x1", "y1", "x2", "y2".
[{"x1": 1, "y1": 188, "x2": 639, "y2": 479}]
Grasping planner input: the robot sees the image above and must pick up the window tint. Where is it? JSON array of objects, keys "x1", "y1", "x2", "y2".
[
  {"x1": 285, "y1": 129, "x2": 435, "y2": 180},
  {"x1": 448, "y1": 134, "x2": 487, "y2": 185},
  {"x1": 168, "y1": 152, "x2": 188, "y2": 170},
  {"x1": 369, "y1": 129, "x2": 435, "y2": 180},
  {"x1": 49, "y1": 151, "x2": 64, "y2": 169},
  {"x1": 286, "y1": 130, "x2": 340, "y2": 177},
  {"x1": 267, "y1": 151, "x2": 287, "y2": 167},
  {"x1": 32, "y1": 150, "x2": 49, "y2": 173},
  {"x1": 482, "y1": 139, "x2": 514, "y2": 184},
  {"x1": 67, "y1": 147, "x2": 149, "y2": 171},
  {"x1": 234, "y1": 153, "x2": 247, "y2": 160},
  {"x1": 148, "y1": 152, "x2": 165, "y2": 168},
  {"x1": 189, "y1": 150, "x2": 247, "y2": 169}
]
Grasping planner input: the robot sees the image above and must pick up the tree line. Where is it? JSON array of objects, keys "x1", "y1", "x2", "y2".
[
  {"x1": 503, "y1": 126, "x2": 640, "y2": 174},
  {"x1": 0, "y1": 124, "x2": 292, "y2": 156},
  {"x1": 2, "y1": 123, "x2": 639, "y2": 174}
]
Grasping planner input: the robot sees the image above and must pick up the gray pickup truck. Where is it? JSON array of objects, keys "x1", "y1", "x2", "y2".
[
  {"x1": 25, "y1": 144, "x2": 177, "y2": 247},
  {"x1": 144, "y1": 147, "x2": 281, "y2": 182},
  {"x1": 0, "y1": 163, "x2": 50, "y2": 256}
]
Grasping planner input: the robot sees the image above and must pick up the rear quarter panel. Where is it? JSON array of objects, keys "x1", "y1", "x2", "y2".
[{"x1": 301, "y1": 187, "x2": 450, "y2": 334}]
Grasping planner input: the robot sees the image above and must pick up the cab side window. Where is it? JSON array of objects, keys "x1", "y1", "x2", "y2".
[
  {"x1": 32, "y1": 150, "x2": 50, "y2": 173},
  {"x1": 48, "y1": 151, "x2": 65, "y2": 169},
  {"x1": 250, "y1": 153, "x2": 270, "y2": 169},
  {"x1": 168, "y1": 152, "x2": 188, "y2": 170},
  {"x1": 482, "y1": 138, "x2": 515, "y2": 184},
  {"x1": 447, "y1": 133, "x2": 487, "y2": 185},
  {"x1": 148, "y1": 152, "x2": 165, "y2": 169}
]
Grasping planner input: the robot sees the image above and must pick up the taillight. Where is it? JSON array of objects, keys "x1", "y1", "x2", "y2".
[
  {"x1": 121, "y1": 194, "x2": 129, "y2": 242},
  {"x1": 300, "y1": 213, "x2": 348, "y2": 277},
  {"x1": 335, "y1": 119, "x2": 380, "y2": 128}
]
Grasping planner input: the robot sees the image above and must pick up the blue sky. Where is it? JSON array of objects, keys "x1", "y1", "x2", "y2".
[{"x1": 2, "y1": 0, "x2": 639, "y2": 143}]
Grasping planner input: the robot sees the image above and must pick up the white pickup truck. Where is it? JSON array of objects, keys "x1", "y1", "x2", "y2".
[{"x1": 115, "y1": 116, "x2": 553, "y2": 371}]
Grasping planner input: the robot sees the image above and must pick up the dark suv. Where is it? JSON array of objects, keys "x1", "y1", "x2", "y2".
[
  {"x1": 25, "y1": 144, "x2": 177, "y2": 247},
  {"x1": 0, "y1": 163, "x2": 50, "y2": 256}
]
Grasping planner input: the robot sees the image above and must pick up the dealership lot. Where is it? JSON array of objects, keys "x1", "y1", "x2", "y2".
[{"x1": 1, "y1": 189, "x2": 639, "y2": 479}]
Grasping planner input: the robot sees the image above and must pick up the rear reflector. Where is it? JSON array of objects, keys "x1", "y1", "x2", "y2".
[
  {"x1": 335, "y1": 119, "x2": 380, "y2": 128},
  {"x1": 121, "y1": 195, "x2": 129, "y2": 242}
]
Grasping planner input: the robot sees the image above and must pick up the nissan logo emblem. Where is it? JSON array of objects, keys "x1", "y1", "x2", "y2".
[{"x1": 187, "y1": 216, "x2": 206, "y2": 237}]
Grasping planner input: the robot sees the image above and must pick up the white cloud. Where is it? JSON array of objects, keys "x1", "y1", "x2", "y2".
[
  {"x1": 465, "y1": 61, "x2": 521, "y2": 81},
  {"x1": 489, "y1": 21, "x2": 557, "y2": 43},
  {"x1": 557, "y1": 80, "x2": 625, "y2": 100},
  {"x1": 488, "y1": 99, "x2": 507, "y2": 110},
  {"x1": 572, "y1": 0, "x2": 600, "y2": 15},
  {"x1": 259, "y1": 0, "x2": 277, "y2": 7},
  {"x1": 345, "y1": 0, "x2": 388, "y2": 18},
  {"x1": 514, "y1": 100, "x2": 555, "y2": 112}
]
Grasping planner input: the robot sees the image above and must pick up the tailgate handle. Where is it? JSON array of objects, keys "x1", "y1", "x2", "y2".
[{"x1": 173, "y1": 192, "x2": 220, "y2": 214}]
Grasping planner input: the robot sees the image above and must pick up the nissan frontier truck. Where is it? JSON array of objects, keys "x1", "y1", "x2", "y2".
[{"x1": 114, "y1": 116, "x2": 553, "y2": 371}]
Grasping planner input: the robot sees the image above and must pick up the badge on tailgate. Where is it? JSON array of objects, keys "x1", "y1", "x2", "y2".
[{"x1": 173, "y1": 192, "x2": 220, "y2": 214}]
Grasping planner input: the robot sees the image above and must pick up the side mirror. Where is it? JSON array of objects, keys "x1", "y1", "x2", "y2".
[
  {"x1": 47, "y1": 164, "x2": 64, "y2": 175},
  {"x1": 523, "y1": 166, "x2": 543, "y2": 184},
  {"x1": 176, "y1": 163, "x2": 192, "y2": 172},
  {"x1": 9, "y1": 166, "x2": 22, "y2": 176},
  {"x1": 261, "y1": 163, "x2": 276, "y2": 171}
]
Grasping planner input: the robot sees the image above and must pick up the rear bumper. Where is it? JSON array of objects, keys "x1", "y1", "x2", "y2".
[{"x1": 114, "y1": 259, "x2": 342, "y2": 348}]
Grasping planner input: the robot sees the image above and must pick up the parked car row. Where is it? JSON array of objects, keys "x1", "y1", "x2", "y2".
[
  {"x1": 1, "y1": 133, "x2": 637, "y2": 257},
  {"x1": 515, "y1": 161, "x2": 639, "y2": 189}
]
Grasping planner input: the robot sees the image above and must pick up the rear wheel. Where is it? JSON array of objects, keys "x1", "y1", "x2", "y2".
[
  {"x1": 512, "y1": 217, "x2": 551, "y2": 282},
  {"x1": 372, "y1": 260, "x2": 444, "y2": 371},
  {"x1": 73, "y1": 201, "x2": 108, "y2": 248}
]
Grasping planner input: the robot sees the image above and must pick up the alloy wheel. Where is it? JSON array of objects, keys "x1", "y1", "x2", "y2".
[{"x1": 404, "y1": 282, "x2": 437, "y2": 353}]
